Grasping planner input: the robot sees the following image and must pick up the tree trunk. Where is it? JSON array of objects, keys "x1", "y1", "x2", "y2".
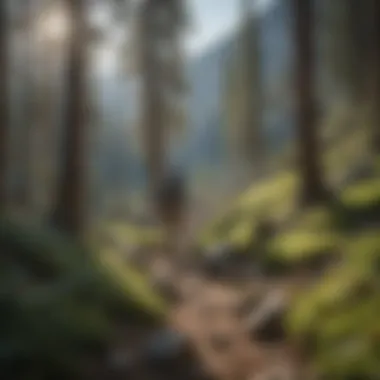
[
  {"x1": 52, "y1": 0, "x2": 88, "y2": 238},
  {"x1": 17, "y1": 0, "x2": 38, "y2": 210},
  {"x1": 322, "y1": 0, "x2": 362, "y2": 103},
  {"x1": 373, "y1": 0, "x2": 380, "y2": 154},
  {"x1": 293, "y1": 0, "x2": 326, "y2": 205},
  {"x1": 139, "y1": 0, "x2": 167, "y2": 206},
  {"x1": 0, "y1": 1, "x2": 9, "y2": 210},
  {"x1": 239, "y1": 0, "x2": 264, "y2": 175},
  {"x1": 141, "y1": 57, "x2": 166, "y2": 205}
]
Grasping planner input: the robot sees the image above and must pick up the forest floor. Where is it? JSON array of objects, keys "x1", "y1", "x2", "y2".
[
  {"x1": 98, "y1": 126, "x2": 380, "y2": 380},
  {"x1": 153, "y1": 255, "x2": 305, "y2": 380}
]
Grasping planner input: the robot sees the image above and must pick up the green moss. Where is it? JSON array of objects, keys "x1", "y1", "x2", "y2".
[
  {"x1": 306, "y1": 299, "x2": 380, "y2": 379},
  {"x1": 344, "y1": 232, "x2": 380, "y2": 263},
  {"x1": 269, "y1": 230, "x2": 338, "y2": 262},
  {"x1": 341, "y1": 179, "x2": 380, "y2": 209},
  {"x1": 198, "y1": 171, "x2": 296, "y2": 250},
  {"x1": 315, "y1": 336, "x2": 379, "y2": 379},
  {"x1": 199, "y1": 213, "x2": 257, "y2": 254},
  {"x1": 226, "y1": 217, "x2": 257, "y2": 252},
  {"x1": 293, "y1": 207, "x2": 335, "y2": 231},
  {"x1": 375, "y1": 155, "x2": 380, "y2": 174},
  {"x1": 324, "y1": 128, "x2": 368, "y2": 181},
  {"x1": 199, "y1": 127, "x2": 369, "y2": 251},
  {"x1": 99, "y1": 249, "x2": 167, "y2": 318},
  {"x1": 287, "y1": 228, "x2": 380, "y2": 379},
  {"x1": 288, "y1": 232, "x2": 380, "y2": 334}
]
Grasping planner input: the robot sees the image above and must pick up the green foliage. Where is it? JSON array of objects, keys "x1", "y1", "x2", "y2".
[
  {"x1": 198, "y1": 125, "x2": 369, "y2": 254},
  {"x1": 341, "y1": 179, "x2": 380, "y2": 209},
  {"x1": 375, "y1": 156, "x2": 380, "y2": 174},
  {"x1": 197, "y1": 169, "x2": 380, "y2": 378},
  {"x1": 331, "y1": 179, "x2": 380, "y2": 230},
  {"x1": 0, "y1": 219, "x2": 165, "y2": 378},
  {"x1": 323, "y1": 117, "x2": 369, "y2": 179},
  {"x1": 287, "y1": 231, "x2": 380, "y2": 379},
  {"x1": 199, "y1": 171, "x2": 296, "y2": 251},
  {"x1": 277, "y1": 180, "x2": 380, "y2": 378},
  {"x1": 99, "y1": 247, "x2": 167, "y2": 317},
  {"x1": 269, "y1": 230, "x2": 338, "y2": 262}
]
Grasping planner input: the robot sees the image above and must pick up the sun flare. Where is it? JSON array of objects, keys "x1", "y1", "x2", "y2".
[{"x1": 37, "y1": 6, "x2": 70, "y2": 42}]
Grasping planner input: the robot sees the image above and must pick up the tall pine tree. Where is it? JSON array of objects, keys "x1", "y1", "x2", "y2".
[
  {"x1": 224, "y1": 0, "x2": 263, "y2": 176},
  {"x1": 52, "y1": 0, "x2": 88, "y2": 237},
  {"x1": 293, "y1": 0, "x2": 326, "y2": 205},
  {"x1": 0, "y1": 0, "x2": 10, "y2": 211},
  {"x1": 137, "y1": 0, "x2": 187, "y2": 206}
]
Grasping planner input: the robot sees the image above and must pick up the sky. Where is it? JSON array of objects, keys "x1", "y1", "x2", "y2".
[
  {"x1": 186, "y1": 0, "x2": 239, "y2": 56},
  {"x1": 186, "y1": 0, "x2": 277, "y2": 56},
  {"x1": 43, "y1": 0, "x2": 277, "y2": 73}
]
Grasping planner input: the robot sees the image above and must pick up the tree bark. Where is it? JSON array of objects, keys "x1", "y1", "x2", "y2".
[
  {"x1": 139, "y1": 0, "x2": 167, "y2": 205},
  {"x1": 373, "y1": 0, "x2": 380, "y2": 154},
  {"x1": 139, "y1": 0, "x2": 187, "y2": 207},
  {"x1": 293, "y1": 0, "x2": 326, "y2": 205},
  {"x1": 0, "y1": 1, "x2": 10, "y2": 210},
  {"x1": 237, "y1": 0, "x2": 264, "y2": 175},
  {"x1": 17, "y1": 0, "x2": 38, "y2": 210},
  {"x1": 51, "y1": 0, "x2": 88, "y2": 238}
]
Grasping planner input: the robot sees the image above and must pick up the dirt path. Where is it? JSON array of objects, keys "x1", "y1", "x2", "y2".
[{"x1": 150, "y1": 257, "x2": 304, "y2": 380}]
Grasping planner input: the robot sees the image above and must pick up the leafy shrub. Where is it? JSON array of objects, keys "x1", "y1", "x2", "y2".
[
  {"x1": 0, "y1": 218, "x2": 165, "y2": 379},
  {"x1": 287, "y1": 231, "x2": 380, "y2": 379}
]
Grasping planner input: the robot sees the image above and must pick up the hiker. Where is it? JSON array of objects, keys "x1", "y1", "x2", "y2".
[{"x1": 155, "y1": 167, "x2": 187, "y2": 257}]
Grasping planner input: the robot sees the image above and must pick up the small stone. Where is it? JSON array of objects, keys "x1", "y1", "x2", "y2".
[
  {"x1": 181, "y1": 276, "x2": 203, "y2": 299},
  {"x1": 143, "y1": 329, "x2": 191, "y2": 367},
  {"x1": 189, "y1": 364, "x2": 217, "y2": 380},
  {"x1": 341, "y1": 162, "x2": 374, "y2": 187},
  {"x1": 251, "y1": 312, "x2": 285, "y2": 343},
  {"x1": 247, "y1": 292, "x2": 287, "y2": 344},
  {"x1": 209, "y1": 332, "x2": 232, "y2": 353},
  {"x1": 107, "y1": 349, "x2": 134, "y2": 372},
  {"x1": 203, "y1": 243, "x2": 236, "y2": 276},
  {"x1": 152, "y1": 277, "x2": 181, "y2": 304},
  {"x1": 236, "y1": 294, "x2": 262, "y2": 319},
  {"x1": 105, "y1": 349, "x2": 135, "y2": 380}
]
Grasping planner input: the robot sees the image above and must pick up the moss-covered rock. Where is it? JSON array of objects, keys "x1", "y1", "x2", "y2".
[
  {"x1": 341, "y1": 179, "x2": 380, "y2": 210},
  {"x1": 332, "y1": 179, "x2": 380, "y2": 230},
  {"x1": 286, "y1": 231, "x2": 380, "y2": 379}
]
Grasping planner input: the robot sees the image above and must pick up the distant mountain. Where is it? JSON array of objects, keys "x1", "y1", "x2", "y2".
[
  {"x1": 100, "y1": 0, "x2": 298, "y2": 185},
  {"x1": 180, "y1": 0, "x2": 295, "y2": 170}
]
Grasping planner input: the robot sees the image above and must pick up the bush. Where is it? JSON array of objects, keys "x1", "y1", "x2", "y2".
[
  {"x1": 0, "y1": 218, "x2": 165, "y2": 379},
  {"x1": 287, "y1": 231, "x2": 380, "y2": 379}
]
